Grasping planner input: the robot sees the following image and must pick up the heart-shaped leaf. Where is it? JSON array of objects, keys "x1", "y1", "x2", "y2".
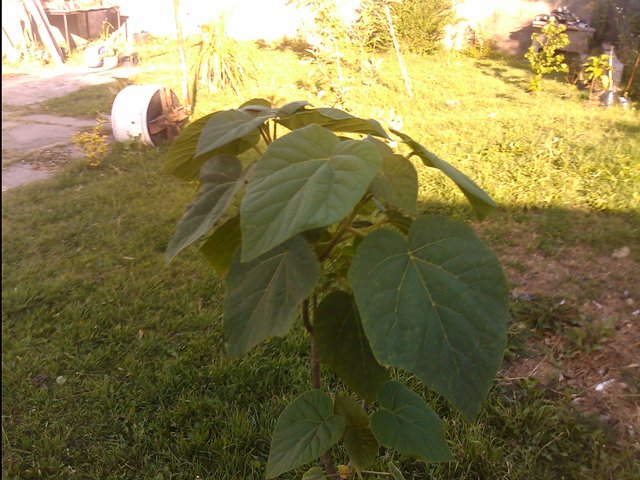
[
  {"x1": 239, "y1": 97, "x2": 273, "y2": 112},
  {"x1": 334, "y1": 395, "x2": 378, "y2": 471},
  {"x1": 199, "y1": 216, "x2": 241, "y2": 273},
  {"x1": 224, "y1": 235, "x2": 319, "y2": 356},
  {"x1": 370, "y1": 381, "x2": 452, "y2": 462},
  {"x1": 277, "y1": 107, "x2": 389, "y2": 138},
  {"x1": 240, "y1": 125, "x2": 382, "y2": 262},
  {"x1": 266, "y1": 390, "x2": 345, "y2": 479},
  {"x1": 369, "y1": 154, "x2": 418, "y2": 213},
  {"x1": 196, "y1": 109, "x2": 274, "y2": 158},
  {"x1": 166, "y1": 155, "x2": 244, "y2": 262},
  {"x1": 391, "y1": 129, "x2": 496, "y2": 219},
  {"x1": 276, "y1": 100, "x2": 313, "y2": 117},
  {"x1": 348, "y1": 215, "x2": 508, "y2": 420},
  {"x1": 316, "y1": 292, "x2": 387, "y2": 402},
  {"x1": 163, "y1": 113, "x2": 214, "y2": 181}
]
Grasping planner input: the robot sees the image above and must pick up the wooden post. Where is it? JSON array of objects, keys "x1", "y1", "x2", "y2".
[{"x1": 23, "y1": 0, "x2": 65, "y2": 64}]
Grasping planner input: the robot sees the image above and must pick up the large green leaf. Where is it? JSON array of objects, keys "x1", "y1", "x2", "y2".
[
  {"x1": 163, "y1": 113, "x2": 214, "y2": 181},
  {"x1": 277, "y1": 107, "x2": 389, "y2": 138},
  {"x1": 239, "y1": 97, "x2": 273, "y2": 110},
  {"x1": 276, "y1": 100, "x2": 312, "y2": 117},
  {"x1": 390, "y1": 129, "x2": 496, "y2": 219},
  {"x1": 266, "y1": 390, "x2": 345, "y2": 479},
  {"x1": 196, "y1": 109, "x2": 274, "y2": 158},
  {"x1": 166, "y1": 155, "x2": 244, "y2": 262},
  {"x1": 199, "y1": 216, "x2": 241, "y2": 273},
  {"x1": 334, "y1": 395, "x2": 378, "y2": 471},
  {"x1": 369, "y1": 154, "x2": 418, "y2": 213},
  {"x1": 370, "y1": 381, "x2": 452, "y2": 462},
  {"x1": 224, "y1": 236, "x2": 319, "y2": 356},
  {"x1": 348, "y1": 215, "x2": 508, "y2": 420},
  {"x1": 240, "y1": 125, "x2": 382, "y2": 262},
  {"x1": 315, "y1": 292, "x2": 387, "y2": 402}
]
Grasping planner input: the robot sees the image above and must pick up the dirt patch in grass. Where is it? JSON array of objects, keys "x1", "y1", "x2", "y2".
[{"x1": 486, "y1": 217, "x2": 640, "y2": 447}]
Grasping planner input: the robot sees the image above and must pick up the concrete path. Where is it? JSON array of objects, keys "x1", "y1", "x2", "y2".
[{"x1": 1, "y1": 63, "x2": 142, "y2": 192}]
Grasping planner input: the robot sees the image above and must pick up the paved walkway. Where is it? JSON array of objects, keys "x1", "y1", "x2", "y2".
[{"x1": 1, "y1": 63, "x2": 142, "y2": 192}]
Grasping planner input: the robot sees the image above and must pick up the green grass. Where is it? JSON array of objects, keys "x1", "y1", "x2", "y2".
[
  {"x1": 3, "y1": 39, "x2": 640, "y2": 479},
  {"x1": 39, "y1": 82, "x2": 125, "y2": 118}
]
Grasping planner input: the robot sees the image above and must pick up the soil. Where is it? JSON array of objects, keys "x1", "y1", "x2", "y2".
[{"x1": 486, "y1": 219, "x2": 640, "y2": 448}]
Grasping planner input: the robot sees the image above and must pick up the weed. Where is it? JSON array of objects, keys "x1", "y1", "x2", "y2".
[
  {"x1": 71, "y1": 119, "x2": 110, "y2": 168},
  {"x1": 565, "y1": 317, "x2": 615, "y2": 354}
]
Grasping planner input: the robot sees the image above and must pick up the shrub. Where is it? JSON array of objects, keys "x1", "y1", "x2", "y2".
[
  {"x1": 392, "y1": 0, "x2": 454, "y2": 55},
  {"x1": 524, "y1": 19, "x2": 570, "y2": 91}
]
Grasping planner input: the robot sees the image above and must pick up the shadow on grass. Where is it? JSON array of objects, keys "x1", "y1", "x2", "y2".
[{"x1": 418, "y1": 199, "x2": 640, "y2": 262}]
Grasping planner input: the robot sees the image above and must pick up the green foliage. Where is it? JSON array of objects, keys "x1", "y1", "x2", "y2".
[
  {"x1": 524, "y1": 19, "x2": 570, "y2": 91},
  {"x1": 591, "y1": 0, "x2": 640, "y2": 65},
  {"x1": 583, "y1": 54, "x2": 613, "y2": 96},
  {"x1": 391, "y1": 0, "x2": 454, "y2": 55},
  {"x1": 266, "y1": 390, "x2": 345, "y2": 478},
  {"x1": 370, "y1": 381, "x2": 452, "y2": 462},
  {"x1": 195, "y1": 16, "x2": 249, "y2": 95},
  {"x1": 351, "y1": 0, "x2": 392, "y2": 54},
  {"x1": 164, "y1": 99, "x2": 507, "y2": 477}
]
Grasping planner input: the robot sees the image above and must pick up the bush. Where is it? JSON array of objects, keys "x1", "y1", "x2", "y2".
[
  {"x1": 392, "y1": 0, "x2": 454, "y2": 55},
  {"x1": 351, "y1": 0, "x2": 392, "y2": 54},
  {"x1": 524, "y1": 19, "x2": 570, "y2": 91}
]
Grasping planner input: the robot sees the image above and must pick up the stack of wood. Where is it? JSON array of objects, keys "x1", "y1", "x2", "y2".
[{"x1": 2, "y1": 0, "x2": 66, "y2": 64}]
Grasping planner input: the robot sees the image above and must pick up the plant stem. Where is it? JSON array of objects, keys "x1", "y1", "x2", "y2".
[
  {"x1": 303, "y1": 298, "x2": 321, "y2": 388},
  {"x1": 319, "y1": 194, "x2": 371, "y2": 262},
  {"x1": 347, "y1": 226, "x2": 366, "y2": 238},
  {"x1": 259, "y1": 125, "x2": 271, "y2": 145},
  {"x1": 302, "y1": 298, "x2": 338, "y2": 479}
]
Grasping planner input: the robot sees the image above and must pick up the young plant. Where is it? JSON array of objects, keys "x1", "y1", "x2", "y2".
[
  {"x1": 525, "y1": 19, "x2": 570, "y2": 91},
  {"x1": 163, "y1": 99, "x2": 509, "y2": 478},
  {"x1": 583, "y1": 54, "x2": 612, "y2": 98}
]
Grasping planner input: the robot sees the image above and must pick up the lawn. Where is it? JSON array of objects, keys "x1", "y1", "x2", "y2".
[{"x1": 2, "y1": 38, "x2": 640, "y2": 479}]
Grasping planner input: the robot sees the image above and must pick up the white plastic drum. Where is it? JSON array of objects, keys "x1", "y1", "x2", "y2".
[{"x1": 110, "y1": 85, "x2": 180, "y2": 146}]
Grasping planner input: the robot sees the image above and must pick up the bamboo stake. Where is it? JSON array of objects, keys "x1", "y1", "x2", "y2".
[
  {"x1": 384, "y1": 0, "x2": 412, "y2": 98},
  {"x1": 173, "y1": 0, "x2": 192, "y2": 109},
  {"x1": 624, "y1": 53, "x2": 639, "y2": 97},
  {"x1": 23, "y1": 0, "x2": 64, "y2": 65}
]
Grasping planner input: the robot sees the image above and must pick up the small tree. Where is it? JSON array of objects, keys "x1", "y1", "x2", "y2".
[
  {"x1": 525, "y1": 19, "x2": 570, "y2": 91},
  {"x1": 164, "y1": 99, "x2": 508, "y2": 478}
]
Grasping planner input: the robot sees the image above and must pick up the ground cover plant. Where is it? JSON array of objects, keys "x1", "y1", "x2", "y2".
[{"x1": 3, "y1": 34, "x2": 640, "y2": 479}]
